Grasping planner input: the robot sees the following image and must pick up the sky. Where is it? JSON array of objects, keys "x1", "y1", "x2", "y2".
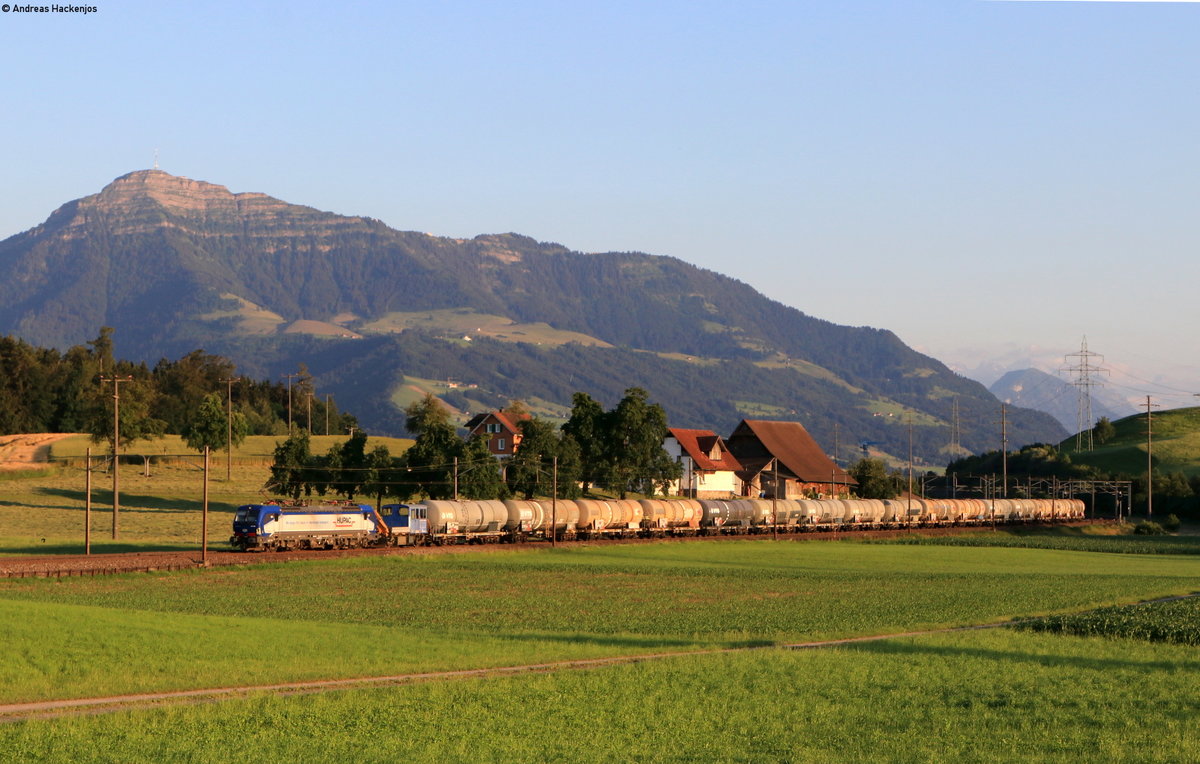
[{"x1": 1, "y1": 0, "x2": 1197, "y2": 410}]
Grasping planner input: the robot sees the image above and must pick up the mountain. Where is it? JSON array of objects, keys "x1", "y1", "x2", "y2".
[
  {"x1": 990, "y1": 368, "x2": 1136, "y2": 434},
  {"x1": 0, "y1": 170, "x2": 1067, "y2": 463}
]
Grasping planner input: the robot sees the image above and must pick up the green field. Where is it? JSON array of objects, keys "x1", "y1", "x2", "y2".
[
  {"x1": 4, "y1": 629, "x2": 1195, "y2": 763},
  {"x1": 1, "y1": 541, "x2": 1198, "y2": 705}
]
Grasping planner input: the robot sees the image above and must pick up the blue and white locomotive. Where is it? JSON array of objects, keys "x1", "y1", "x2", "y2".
[{"x1": 230, "y1": 502, "x2": 381, "y2": 551}]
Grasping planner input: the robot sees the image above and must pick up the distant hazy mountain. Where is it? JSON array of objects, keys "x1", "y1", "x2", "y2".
[
  {"x1": 990, "y1": 368, "x2": 1134, "y2": 434},
  {"x1": 0, "y1": 170, "x2": 1067, "y2": 463}
]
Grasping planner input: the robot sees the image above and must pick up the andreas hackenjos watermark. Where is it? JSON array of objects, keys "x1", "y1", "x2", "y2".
[{"x1": 1, "y1": 4, "x2": 99, "y2": 13}]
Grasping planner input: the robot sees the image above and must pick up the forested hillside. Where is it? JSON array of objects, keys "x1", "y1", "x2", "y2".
[{"x1": 0, "y1": 331, "x2": 352, "y2": 440}]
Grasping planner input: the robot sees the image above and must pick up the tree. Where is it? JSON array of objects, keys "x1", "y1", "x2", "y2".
[
  {"x1": 85, "y1": 370, "x2": 167, "y2": 454},
  {"x1": 848, "y1": 458, "x2": 899, "y2": 499},
  {"x1": 1093, "y1": 417, "x2": 1116, "y2": 445},
  {"x1": 555, "y1": 433, "x2": 583, "y2": 499},
  {"x1": 182, "y1": 392, "x2": 248, "y2": 454},
  {"x1": 328, "y1": 430, "x2": 369, "y2": 500},
  {"x1": 265, "y1": 431, "x2": 312, "y2": 500},
  {"x1": 507, "y1": 417, "x2": 559, "y2": 499},
  {"x1": 361, "y1": 444, "x2": 396, "y2": 509},
  {"x1": 599, "y1": 387, "x2": 679, "y2": 498},
  {"x1": 562, "y1": 392, "x2": 606, "y2": 494},
  {"x1": 457, "y1": 436, "x2": 507, "y2": 500},
  {"x1": 397, "y1": 394, "x2": 460, "y2": 499},
  {"x1": 502, "y1": 399, "x2": 531, "y2": 422}
]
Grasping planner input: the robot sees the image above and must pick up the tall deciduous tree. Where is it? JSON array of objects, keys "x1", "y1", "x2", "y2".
[
  {"x1": 848, "y1": 457, "x2": 899, "y2": 499},
  {"x1": 507, "y1": 417, "x2": 560, "y2": 499},
  {"x1": 266, "y1": 431, "x2": 312, "y2": 500},
  {"x1": 457, "y1": 436, "x2": 506, "y2": 500},
  {"x1": 397, "y1": 394, "x2": 459, "y2": 499},
  {"x1": 600, "y1": 387, "x2": 679, "y2": 498},
  {"x1": 182, "y1": 392, "x2": 248, "y2": 454},
  {"x1": 562, "y1": 392, "x2": 606, "y2": 493}
]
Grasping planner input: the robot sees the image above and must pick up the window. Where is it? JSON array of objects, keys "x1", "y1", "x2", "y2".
[
  {"x1": 496, "y1": 438, "x2": 506, "y2": 450},
  {"x1": 486, "y1": 423, "x2": 501, "y2": 434}
]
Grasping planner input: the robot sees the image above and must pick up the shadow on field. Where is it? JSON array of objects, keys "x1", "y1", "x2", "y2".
[
  {"x1": 36, "y1": 488, "x2": 238, "y2": 515},
  {"x1": 568, "y1": 547, "x2": 798, "y2": 572},
  {"x1": 0, "y1": 541, "x2": 198, "y2": 555},
  {"x1": 839, "y1": 634, "x2": 1198, "y2": 671},
  {"x1": 485, "y1": 631, "x2": 758, "y2": 650}
]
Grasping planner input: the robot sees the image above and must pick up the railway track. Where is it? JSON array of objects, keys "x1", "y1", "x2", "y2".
[{"x1": 0, "y1": 520, "x2": 1103, "y2": 579}]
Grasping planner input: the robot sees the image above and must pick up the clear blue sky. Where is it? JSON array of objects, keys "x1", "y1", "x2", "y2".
[{"x1": 1, "y1": 1, "x2": 1196, "y2": 407}]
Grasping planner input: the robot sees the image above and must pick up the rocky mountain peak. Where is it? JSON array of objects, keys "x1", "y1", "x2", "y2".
[{"x1": 86, "y1": 169, "x2": 278, "y2": 216}]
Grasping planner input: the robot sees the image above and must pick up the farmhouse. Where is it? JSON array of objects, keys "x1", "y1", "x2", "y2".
[
  {"x1": 663, "y1": 428, "x2": 742, "y2": 498},
  {"x1": 725, "y1": 419, "x2": 855, "y2": 499},
  {"x1": 464, "y1": 410, "x2": 527, "y2": 458}
]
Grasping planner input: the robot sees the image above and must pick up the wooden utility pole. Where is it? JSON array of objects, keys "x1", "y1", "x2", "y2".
[
  {"x1": 101, "y1": 375, "x2": 133, "y2": 539},
  {"x1": 1144, "y1": 396, "x2": 1159, "y2": 517},
  {"x1": 1001, "y1": 403, "x2": 1008, "y2": 499},
  {"x1": 202, "y1": 446, "x2": 210, "y2": 565},
  {"x1": 221, "y1": 377, "x2": 238, "y2": 482},
  {"x1": 551, "y1": 456, "x2": 558, "y2": 548},
  {"x1": 85, "y1": 448, "x2": 92, "y2": 555},
  {"x1": 325, "y1": 394, "x2": 332, "y2": 436},
  {"x1": 906, "y1": 416, "x2": 913, "y2": 517},
  {"x1": 772, "y1": 459, "x2": 778, "y2": 540},
  {"x1": 283, "y1": 373, "x2": 299, "y2": 433}
]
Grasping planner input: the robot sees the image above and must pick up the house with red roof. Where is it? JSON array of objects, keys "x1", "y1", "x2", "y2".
[
  {"x1": 725, "y1": 419, "x2": 855, "y2": 499},
  {"x1": 664, "y1": 428, "x2": 743, "y2": 498},
  {"x1": 464, "y1": 410, "x2": 528, "y2": 459}
]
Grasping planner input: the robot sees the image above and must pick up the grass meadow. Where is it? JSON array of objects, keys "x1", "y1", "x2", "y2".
[
  {"x1": 1, "y1": 629, "x2": 1196, "y2": 762},
  {"x1": 0, "y1": 541, "x2": 1198, "y2": 704}
]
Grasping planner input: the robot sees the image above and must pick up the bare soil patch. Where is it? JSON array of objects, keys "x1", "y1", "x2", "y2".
[{"x1": 0, "y1": 433, "x2": 74, "y2": 471}]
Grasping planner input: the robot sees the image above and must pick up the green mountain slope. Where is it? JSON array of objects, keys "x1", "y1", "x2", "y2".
[{"x1": 1061, "y1": 407, "x2": 1200, "y2": 478}]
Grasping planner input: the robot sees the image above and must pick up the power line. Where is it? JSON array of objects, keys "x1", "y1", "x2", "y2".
[{"x1": 1061, "y1": 336, "x2": 1108, "y2": 451}]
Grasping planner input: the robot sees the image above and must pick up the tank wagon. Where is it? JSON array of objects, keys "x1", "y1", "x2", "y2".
[{"x1": 232, "y1": 497, "x2": 1087, "y2": 550}]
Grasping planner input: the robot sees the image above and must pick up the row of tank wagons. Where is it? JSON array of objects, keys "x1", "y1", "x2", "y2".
[
  {"x1": 231, "y1": 497, "x2": 1087, "y2": 551},
  {"x1": 375, "y1": 497, "x2": 1087, "y2": 544}
]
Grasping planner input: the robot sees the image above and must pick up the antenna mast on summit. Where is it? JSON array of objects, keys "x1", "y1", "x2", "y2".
[
  {"x1": 153, "y1": 149, "x2": 159, "y2": 170},
  {"x1": 1061, "y1": 336, "x2": 1108, "y2": 452}
]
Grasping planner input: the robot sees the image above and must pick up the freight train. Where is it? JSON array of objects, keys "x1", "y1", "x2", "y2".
[{"x1": 230, "y1": 496, "x2": 1086, "y2": 551}]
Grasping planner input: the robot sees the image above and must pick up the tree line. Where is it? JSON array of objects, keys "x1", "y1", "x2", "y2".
[
  {"x1": 0, "y1": 329, "x2": 357, "y2": 452},
  {"x1": 266, "y1": 387, "x2": 683, "y2": 505}
]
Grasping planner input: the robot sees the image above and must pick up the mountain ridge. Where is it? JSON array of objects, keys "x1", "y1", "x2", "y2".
[{"x1": 0, "y1": 169, "x2": 1068, "y2": 462}]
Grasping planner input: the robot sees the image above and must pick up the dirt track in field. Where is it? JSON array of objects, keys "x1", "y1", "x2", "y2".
[
  {"x1": 0, "y1": 623, "x2": 1007, "y2": 723},
  {"x1": 0, "y1": 433, "x2": 73, "y2": 471}
]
